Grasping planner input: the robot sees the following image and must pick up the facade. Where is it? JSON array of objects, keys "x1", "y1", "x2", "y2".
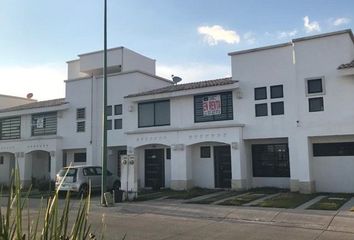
[{"x1": 0, "y1": 30, "x2": 354, "y2": 193}]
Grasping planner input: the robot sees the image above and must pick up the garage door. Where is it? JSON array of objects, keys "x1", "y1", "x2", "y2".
[{"x1": 312, "y1": 142, "x2": 354, "y2": 193}]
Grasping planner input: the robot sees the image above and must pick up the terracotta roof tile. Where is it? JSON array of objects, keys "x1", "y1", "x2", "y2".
[
  {"x1": 338, "y1": 60, "x2": 354, "y2": 70},
  {"x1": 125, "y1": 77, "x2": 236, "y2": 98},
  {"x1": 0, "y1": 98, "x2": 68, "y2": 113}
]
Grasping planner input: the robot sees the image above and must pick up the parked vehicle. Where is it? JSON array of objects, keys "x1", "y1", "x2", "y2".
[{"x1": 55, "y1": 165, "x2": 121, "y2": 197}]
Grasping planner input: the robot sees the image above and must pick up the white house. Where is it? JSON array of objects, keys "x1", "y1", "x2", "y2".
[{"x1": 0, "y1": 29, "x2": 354, "y2": 193}]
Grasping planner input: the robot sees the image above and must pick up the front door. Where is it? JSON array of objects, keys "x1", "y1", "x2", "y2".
[
  {"x1": 214, "y1": 145, "x2": 231, "y2": 188},
  {"x1": 145, "y1": 149, "x2": 165, "y2": 189}
]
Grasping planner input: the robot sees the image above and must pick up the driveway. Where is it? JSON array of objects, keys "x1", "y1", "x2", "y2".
[{"x1": 85, "y1": 198, "x2": 354, "y2": 239}]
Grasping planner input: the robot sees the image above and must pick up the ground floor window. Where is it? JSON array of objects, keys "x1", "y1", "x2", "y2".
[
  {"x1": 74, "y1": 152, "x2": 86, "y2": 163},
  {"x1": 252, "y1": 143, "x2": 290, "y2": 177},
  {"x1": 313, "y1": 142, "x2": 354, "y2": 156}
]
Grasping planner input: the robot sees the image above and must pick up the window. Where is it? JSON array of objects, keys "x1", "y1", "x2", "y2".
[
  {"x1": 252, "y1": 144, "x2": 290, "y2": 177},
  {"x1": 270, "y1": 85, "x2": 283, "y2": 99},
  {"x1": 74, "y1": 152, "x2": 86, "y2": 163},
  {"x1": 254, "y1": 87, "x2": 267, "y2": 100},
  {"x1": 0, "y1": 156, "x2": 3, "y2": 165},
  {"x1": 200, "y1": 146, "x2": 211, "y2": 158},
  {"x1": 255, "y1": 103, "x2": 268, "y2": 117},
  {"x1": 114, "y1": 104, "x2": 122, "y2": 115},
  {"x1": 194, "y1": 92, "x2": 233, "y2": 123},
  {"x1": 107, "y1": 119, "x2": 112, "y2": 130},
  {"x1": 106, "y1": 106, "x2": 112, "y2": 116},
  {"x1": 307, "y1": 78, "x2": 323, "y2": 94},
  {"x1": 0, "y1": 117, "x2": 21, "y2": 140},
  {"x1": 95, "y1": 167, "x2": 102, "y2": 176},
  {"x1": 32, "y1": 112, "x2": 57, "y2": 136},
  {"x1": 313, "y1": 142, "x2": 354, "y2": 156},
  {"x1": 77, "y1": 121, "x2": 85, "y2": 132},
  {"x1": 271, "y1": 102, "x2": 284, "y2": 115},
  {"x1": 309, "y1": 97, "x2": 324, "y2": 112},
  {"x1": 76, "y1": 108, "x2": 86, "y2": 119},
  {"x1": 166, "y1": 148, "x2": 171, "y2": 160},
  {"x1": 114, "y1": 119, "x2": 122, "y2": 129},
  {"x1": 138, "y1": 100, "x2": 170, "y2": 127},
  {"x1": 83, "y1": 167, "x2": 95, "y2": 176}
]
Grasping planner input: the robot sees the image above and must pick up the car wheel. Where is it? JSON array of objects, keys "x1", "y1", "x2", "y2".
[{"x1": 79, "y1": 184, "x2": 89, "y2": 198}]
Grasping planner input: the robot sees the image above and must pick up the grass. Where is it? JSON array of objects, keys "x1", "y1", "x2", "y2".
[
  {"x1": 187, "y1": 191, "x2": 243, "y2": 204},
  {"x1": 135, "y1": 188, "x2": 220, "y2": 201},
  {"x1": 308, "y1": 194, "x2": 353, "y2": 211},
  {"x1": 256, "y1": 192, "x2": 317, "y2": 208},
  {"x1": 219, "y1": 192, "x2": 266, "y2": 206}
]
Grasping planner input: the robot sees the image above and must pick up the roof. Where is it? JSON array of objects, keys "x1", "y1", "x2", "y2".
[
  {"x1": 338, "y1": 60, "x2": 354, "y2": 70},
  {"x1": 0, "y1": 98, "x2": 68, "y2": 113},
  {"x1": 229, "y1": 29, "x2": 354, "y2": 56},
  {"x1": 125, "y1": 77, "x2": 237, "y2": 98}
]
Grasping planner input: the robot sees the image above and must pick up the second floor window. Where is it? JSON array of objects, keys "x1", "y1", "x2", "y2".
[
  {"x1": 138, "y1": 100, "x2": 170, "y2": 127},
  {"x1": 194, "y1": 92, "x2": 233, "y2": 123},
  {"x1": 32, "y1": 112, "x2": 57, "y2": 136},
  {"x1": 0, "y1": 117, "x2": 21, "y2": 140}
]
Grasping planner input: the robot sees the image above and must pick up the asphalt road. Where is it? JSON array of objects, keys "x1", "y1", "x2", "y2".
[{"x1": 3, "y1": 197, "x2": 354, "y2": 239}]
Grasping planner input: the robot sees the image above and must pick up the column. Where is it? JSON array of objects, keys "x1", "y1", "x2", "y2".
[
  {"x1": 50, "y1": 150, "x2": 62, "y2": 180},
  {"x1": 231, "y1": 141, "x2": 248, "y2": 190},
  {"x1": 289, "y1": 134, "x2": 315, "y2": 193},
  {"x1": 17, "y1": 152, "x2": 32, "y2": 188},
  {"x1": 170, "y1": 144, "x2": 193, "y2": 190}
]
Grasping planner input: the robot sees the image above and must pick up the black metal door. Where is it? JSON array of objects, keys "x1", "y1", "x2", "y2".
[
  {"x1": 145, "y1": 149, "x2": 165, "y2": 189},
  {"x1": 214, "y1": 145, "x2": 231, "y2": 188}
]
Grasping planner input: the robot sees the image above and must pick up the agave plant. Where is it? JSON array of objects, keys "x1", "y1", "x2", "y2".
[{"x1": 0, "y1": 163, "x2": 103, "y2": 240}]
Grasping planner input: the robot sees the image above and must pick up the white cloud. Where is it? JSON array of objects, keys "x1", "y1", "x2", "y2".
[
  {"x1": 0, "y1": 64, "x2": 66, "y2": 101},
  {"x1": 243, "y1": 32, "x2": 256, "y2": 45},
  {"x1": 277, "y1": 29, "x2": 298, "y2": 39},
  {"x1": 197, "y1": 25, "x2": 240, "y2": 46},
  {"x1": 303, "y1": 16, "x2": 321, "y2": 33},
  {"x1": 156, "y1": 63, "x2": 230, "y2": 83},
  {"x1": 331, "y1": 17, "x2": 351, "y2": 26}
]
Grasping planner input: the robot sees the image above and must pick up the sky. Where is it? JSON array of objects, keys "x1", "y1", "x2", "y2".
[{"x1": 1, "y1": 0, "x2": 354, "y2": 100}]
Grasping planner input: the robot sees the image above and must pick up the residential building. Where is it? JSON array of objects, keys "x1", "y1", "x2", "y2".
[{"x1": 0, "y1": 29, "x2": 353, "y2": 193}]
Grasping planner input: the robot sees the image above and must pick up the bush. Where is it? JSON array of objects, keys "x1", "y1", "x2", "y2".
[{"x1": 0, "y1": 165, "x2": 105, "y2": 239}]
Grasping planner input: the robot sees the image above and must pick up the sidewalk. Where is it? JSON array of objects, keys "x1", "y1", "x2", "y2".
[{"x1": 92, "y1": 198, "x2": 354, "y2": 234}]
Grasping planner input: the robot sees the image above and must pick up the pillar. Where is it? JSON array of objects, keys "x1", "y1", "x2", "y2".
[
  {"x1": 289, "y1": 134, "x2": 315, "y2": 193},
  {"x1": 170, "y1": 144, "x2": 193, "y2": 190},
  {"x1": 18, "y1": 152, "x2": 32, "y2": 188},
  {"x1": 231, "y1": 141, "x2": 248, "y2": 190}
]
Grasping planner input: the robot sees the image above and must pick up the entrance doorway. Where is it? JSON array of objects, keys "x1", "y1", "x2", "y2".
[
  {"x1": 214, "y1": 145, "x2": 231, "y2": 188},
  {"x1": 145, "y1": 149, "x2": 165, "y2": 190}
]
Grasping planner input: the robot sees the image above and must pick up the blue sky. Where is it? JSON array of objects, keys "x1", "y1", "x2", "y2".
[{"x1": 1, "y1": 0, "x2": 353, "y2": 100}]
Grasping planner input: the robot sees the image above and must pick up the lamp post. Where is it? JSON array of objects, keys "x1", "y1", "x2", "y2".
[{"x1": 101, "y1": 0, "x2": 108, "y2": 206}]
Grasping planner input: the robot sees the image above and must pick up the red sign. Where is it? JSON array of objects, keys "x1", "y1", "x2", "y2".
[{"x1": 203, "y1": 95, "x2": 221, "y2": 116}]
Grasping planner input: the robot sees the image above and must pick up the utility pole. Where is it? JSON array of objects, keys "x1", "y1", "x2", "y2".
[{"x1": 101, "y1": 0, "x2": 108, "y2": 206}]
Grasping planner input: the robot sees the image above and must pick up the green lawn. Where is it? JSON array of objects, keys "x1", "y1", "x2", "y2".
[
  {"x1": 167, "y1": 188, "x2": 220, "y2": 200},
  {"x1": 307, "y1": 194, "x2": 352, "y2": 211},
  {"x1": 256, "y1": 192, "x2": 316, "y2": 209},
  {"x1": 188, "y1": 191, "x2": 242, "y2": 204},
  {"x1": 218, "y1": 192, "x2": 266, "y2": 206}
]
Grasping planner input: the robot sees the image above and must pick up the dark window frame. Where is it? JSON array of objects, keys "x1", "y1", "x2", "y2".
[
  {"x1": 194, "y1": 91, "x2": 233, "y2": 123},
  {"x1": 0, "y1": 117, "x2": 21, "y2": 140},
  {"x1": 254, "y1": 87, "x2": 267, "y2": 100},
  {"x1": 138, "y1": 100, "x2": 170, "y2": 128},
  {"x1": 74, "y1": 152, "x2": 86, "y2": 163},
  {"x1": 166, "y1": 148, "x2": 171, "y2": 160},
  {"x1": 106, "y1": 105, "x2": 113, "y2": 116},
  {"x1": 107, "y1": 119, "x2": 112, "y2": 130},
  {"x1": 76, "y1": 108, "x2": 86, "y2": 120},
  {"x1": 200, "y1": 146, "x2": 211, "y2": 158},
  {"x1": 76, "y1": 121, "x2": 85, "y2": 132},
  {"x1": 114, "y1": 119, "x2": 122, "y2": 129},
  {"x1": 309, "y1": 97, "x2": 324, "y2": 112},
  {"x1": 313, "y1": 142, "x2": 354, "y2": 156},
  {"x1": 255, "y1": 103, "x2": 268, "y2": 117},
  {"x1": 306, "y1": 78, "x2": 324, "y2": 95},
  {"x1": 270, "y1": 85, "x2": 283, "y2": 99},
  {"x1": 271, "y1": 101, "x2": 284, "y2": 115},
  {"x1": 252, "y1": 144, "x2": 290, "y2": 178},
  {"x1": 114, "y1": 104, "x2": 123, "y2": 115},
  {"x1": 31, "y1": 112, "x2": 57, "y2": 136}
]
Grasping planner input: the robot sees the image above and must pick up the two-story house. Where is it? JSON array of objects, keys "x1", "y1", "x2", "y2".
[{"x1": 123, "y1": 29, "x2": 354, "y2": 193}]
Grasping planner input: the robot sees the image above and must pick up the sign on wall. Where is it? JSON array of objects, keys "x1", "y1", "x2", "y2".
[
  {"x1": 36, "y1": 117, "x2": 44, "y2": 128},
  {"x1": 202, "y1": 95, "x2": 221, "y2": 116}
]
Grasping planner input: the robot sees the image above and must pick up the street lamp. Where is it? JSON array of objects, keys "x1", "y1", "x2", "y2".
[{"x1": 101, "y1": 0, "x2": 108, "y2": 206}]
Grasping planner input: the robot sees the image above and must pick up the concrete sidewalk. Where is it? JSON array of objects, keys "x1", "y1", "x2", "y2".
[{"x1": 92, "y1": 198, "x2": 354, "y2": 234}]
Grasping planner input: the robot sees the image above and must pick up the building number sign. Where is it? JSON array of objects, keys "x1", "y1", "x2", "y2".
[{"x1": 202, "y1": 95, "x2": 221, "y2": 116}]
